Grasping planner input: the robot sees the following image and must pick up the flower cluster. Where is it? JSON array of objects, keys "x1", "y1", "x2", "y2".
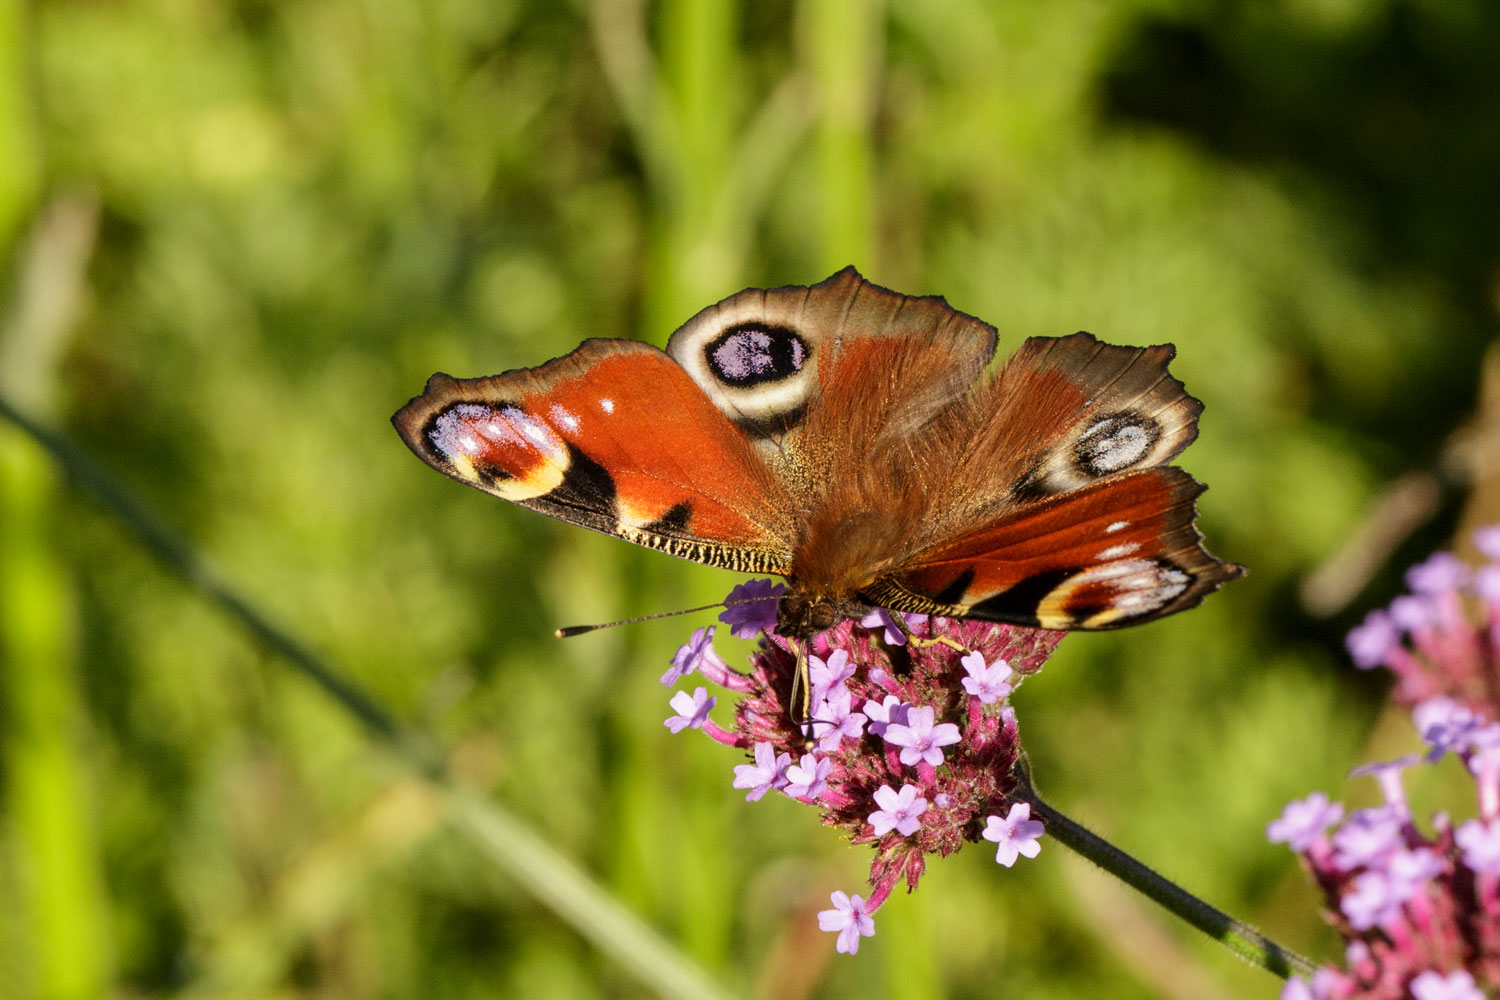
[
  {"x1": 661, "y1": 580, "x2": 1060, "y2": 954},
  {"x1": 1346, "y1": 528, "x2": 1500, "y2": 721},
  {"x1": 1273, "y1": 699, "x2": 1500, "y2": 997}
]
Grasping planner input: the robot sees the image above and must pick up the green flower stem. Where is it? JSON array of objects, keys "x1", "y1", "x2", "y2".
[{"x1": 1011, "y1": 760, "x2": 1317, "y2": 980}]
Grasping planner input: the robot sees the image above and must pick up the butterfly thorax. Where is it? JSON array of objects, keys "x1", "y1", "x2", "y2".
[{"x1": 775, "y1": 506, "x2": 910, "y2": 638}]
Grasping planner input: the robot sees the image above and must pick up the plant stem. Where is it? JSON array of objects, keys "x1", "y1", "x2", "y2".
[{"x1": 1011, "y1": 760, "x2": 1317, "y2": 980}]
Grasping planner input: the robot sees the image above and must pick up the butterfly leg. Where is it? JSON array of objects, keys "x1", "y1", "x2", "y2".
[
  {"x1": 893, "y1": 615, "x2": 970, "y2": 654},
  {"x1": 787, "y1": 639, "x2": 816, "y2": 743}
]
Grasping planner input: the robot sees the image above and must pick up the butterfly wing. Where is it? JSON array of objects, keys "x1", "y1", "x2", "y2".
[
  {"x1": 869, "y1": 468, "x2": 1241, "y2": 629},
  {"x1": 664, "y1": 266, "x2": 998, "y2": 476},
  {"x1": 393, "y1": 339, "x2": 793, "y2": 573}
]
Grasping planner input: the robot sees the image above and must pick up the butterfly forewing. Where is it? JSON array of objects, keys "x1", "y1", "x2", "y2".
[{"x1": 393, "y1": 339, "x2": 794, "y2": 574}]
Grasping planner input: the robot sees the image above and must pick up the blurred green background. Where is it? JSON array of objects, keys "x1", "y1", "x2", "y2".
[{"x1": 2, "y1": 1, "x2": 1497, "y2": 997}]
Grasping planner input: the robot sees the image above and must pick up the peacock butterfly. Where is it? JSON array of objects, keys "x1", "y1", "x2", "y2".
[{"x1": 393, "y1": 268, "x2": 1242, "y2": 640}]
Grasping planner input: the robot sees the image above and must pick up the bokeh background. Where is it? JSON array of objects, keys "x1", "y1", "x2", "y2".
[{"x1": 3, "y1": 1, "x2": 1498, "y2": 997}]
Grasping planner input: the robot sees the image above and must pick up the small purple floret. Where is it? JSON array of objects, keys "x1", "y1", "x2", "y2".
[
  {"x1": 1388, "y1": 594, "x2": 1437, "y2": 632},
  {"x1": 960, "y1": 650, "x2": 1014, "y2": 704},
  {"x1": 809, "y1": 649, "x2": 855, "y2": 704},
  {"x1": 1415, "y1": 697, "x2": 1488, "y2": 759},
  {"x1": 817, "y1": 891, "x2": 875, "y2": 955},
  {"x1": 1386, "y1": 847, "x2": 1446, "y2": 900},
  {"x1": 1330, "y1": 807, "x2": 1404, "y2": 870},
  {"x1": 868, "y1": 784, "x2": 928, "y2": 837},
  {"x1": 664, "y1": 687, "x2": 715, "y2": 734},
  {"x1": 1348, "y1": 755, "x2": 1419, "y2": 815},
  {"x1": 784, "y1": 753, "x2": 833, "y2": 801},
  {"x1": 1346, "y1": 609, "x2": 1399, "y2": 669},
  {"x1": 982, "y1": 802, "x2": 1044, "y2": 867},
  {"x1": 1410, "y1": 969, "x2": 1485, "y2": 1000},
  {"x1": 1456, "y1": 818, "x2": 1500, "y2": 874},
  {"x1": 1341, "y1": 870, "x2": 1400, "y2": 930},
  {"x1": 662, "y1": 626, "x2": 727, "y2": 685},
  {"x1": 883, "y1": 705, "x2": 962, "y2": 768},
  {"x1": 862, "y1": 695, "x2": 911, "y2": 738},
  {"x1": 812, "y1": 685, "x2": 866, "y2": 752},
  {"x1": 719, "y1": 579, "x2": 785, "y2": 638},
  {"x1": 1406, "y1": 552, "x2": 1470, "y2": 594},
  {"x1": 731, "y1": 741, "x2": 791, "y2": 802},
  {"x1": 1267, "y1": 792, "x2": 1345, "y2": 852}
]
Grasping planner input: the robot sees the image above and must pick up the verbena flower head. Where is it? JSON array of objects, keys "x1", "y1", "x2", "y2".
[
  {"x1": 1276, "y1": 529, "x2": 1500, "y2": 998},
  {"x1": 1273, "y1": 697, "x2": 1500, "y2": 999},
  {"x1": 659, "y1": 578, "x2": 1064, "y2": 954},
  {"x1": 1345, "y1": 527, "x2": 1500, "y2": 721}
]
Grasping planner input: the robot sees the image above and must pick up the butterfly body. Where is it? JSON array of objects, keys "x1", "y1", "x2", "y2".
[{"x1": 394, "y1": 269, "x2": 1241, "y2": 639}]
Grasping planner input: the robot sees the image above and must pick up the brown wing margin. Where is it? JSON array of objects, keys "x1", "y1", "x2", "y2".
[
  {"x1": 868, "y1": 467, "x2": 1242, "y2": 630},
  {"x1": 393, "y1": 339, "x2": 795, "y2": 575}
]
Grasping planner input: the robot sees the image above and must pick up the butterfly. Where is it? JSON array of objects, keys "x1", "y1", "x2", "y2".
[{"x1": 393, "y1": 267, "x2": 1242, "y2": 641}]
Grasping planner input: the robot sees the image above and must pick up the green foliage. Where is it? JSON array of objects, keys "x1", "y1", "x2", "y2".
[{"x1": 1, "y1": 0, "x2": 1491, "y2": 996}]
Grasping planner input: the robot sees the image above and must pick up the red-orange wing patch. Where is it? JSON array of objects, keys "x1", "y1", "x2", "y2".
[
  {"x1": 870, "y1": 468, "x2": 1242, "y2": 629},
  {"x1": 393, "y1": 339, "x2": 792, "y2": 574}
]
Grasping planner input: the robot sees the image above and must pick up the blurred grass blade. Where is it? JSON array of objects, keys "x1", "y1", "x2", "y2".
[
  {"x1": 1, "y1": 198, "x2": 111, "y2": 1000},
  {"x1": 449, "y1": 788, "x2": 738, "y2": 1000},
  {"x1": 0, "y1": 393, "x2": 742, "y2": 1000}
]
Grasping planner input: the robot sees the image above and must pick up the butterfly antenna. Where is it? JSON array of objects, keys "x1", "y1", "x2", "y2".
[
  {"x1": 554, "y1": 594, "x2": 776, "y2": 638},
  {"x1": 554, "y1": 602, "x2": 726, "y2": 638}
]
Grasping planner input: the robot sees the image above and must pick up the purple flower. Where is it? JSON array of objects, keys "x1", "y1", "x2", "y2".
[
  {"x1": 664, "y1": 687, "x2": 715, "y2": 734},
  {"x1": 860, "y1": 608, "x2": 909, "y2": 645},
  {"x1": 809, "y1": 649, "x2": 854, "y2": 704},
  {"x1": 817, "y1": 891, "x2": 875, "y2": 954},
  {"x1": 731, "y1": 741, "x2": 791, "y2": 802},
  {"x1": 1476, "y1": 525, "x2": 1500, "y2": 560},
  {"x1": 858, "y1": 608, "x2": 930, "y2": 645},
  {"x1": 959, "y1": 650, "x2": 1013, "y2": 704},
  {"x1": 982, "y1": 802, "x2": 1044, "y2": 866},
  {"x1": 662, "y1": 626, "x2": 727, "y2": 685},
  {"x1": 1389, "y1": 594, "x2": 1437, "y2": 632},
  {"x1": 1279, "y1": 977, "x2": 1315, "y2": 1000},
  {"x1": 784, "y1": 753, "x2": 833, "y2": 801},
  {"x1": 862, "y1": 695, "x2": 911, "y2": 738},
  {"x1": 1330, "y1": 807, "x2": 1404, "y2": 870},
  {"x1": 1406, "y1": 552, "x2": 1469, "y2": 594},
  {"x1": 1475, "y1": 565, "x2": 1500, "y2": 602},
  {"x1": 1341, "y1": 870, "x2": 1401, "y2": 930},
  {"x1": 718, "y1": 579, "x2": 785, "y2": 638},
  {"x1": 1267, "y1": 792, "x2": 1345, "y2": 852},
  {"x1": 1415, "y1": 697, "x2": 1489, "y2": 759},
  {"x1": 1410, "y1": 969, "x2": 1485, "y2": 1000},
  {"x1": 1386, "y1": 847, "x2": 1446, "y2": 900},
  {"x1": 812, "y1": 685, "x2": 866, "y2": 752},
  {"x1": 1455, "y1": 818, "x2": 1500, "y2": 874},
  {"x1": 868, "y1": 784, "x2": 928, "y2": 837},
  {"x1": 1349, "y1": 755, "x2": 1419, "y2": 817},
  {"x1": 883, "y1": 705, "x2": 962, "y2": 767},
  {"x1": 1346, "y1": 609, "x2": 1399, "y2": 669}
]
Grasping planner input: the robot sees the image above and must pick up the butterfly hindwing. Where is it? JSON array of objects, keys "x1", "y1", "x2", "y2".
[
  {"x1": 392, "y1": 339, "x2": 793, "y2": 574},
  {"x1": 871, "y1": 467, "x2": 1242, "y2": 630}
]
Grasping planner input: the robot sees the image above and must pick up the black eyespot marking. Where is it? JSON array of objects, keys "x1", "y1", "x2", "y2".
[
  {"x1": 1073, "y1": 412, "x2": 1160, "y2": 477},
  {"x1": 970, "y1": 568, "x2": 1074, "y2": 626},
  {"x1": 933, "y1": 568, "x2": 976, "y2": 605},
  {"x1": 539, "y1": 444, "x2": 616, "y2": 515},
  {"x1": 704, "y1": 324, "x2": 807, "y2": 387},
  {"x1": 643, "y1": 500, "x2": 694, "y2": 535}
]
